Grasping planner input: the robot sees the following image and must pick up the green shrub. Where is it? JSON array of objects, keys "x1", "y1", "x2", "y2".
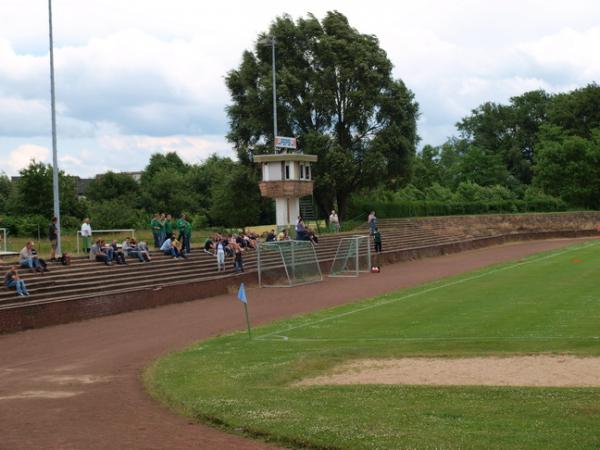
[{"x1": 348, "y1": 198, "x2": 567, "y2": 219}]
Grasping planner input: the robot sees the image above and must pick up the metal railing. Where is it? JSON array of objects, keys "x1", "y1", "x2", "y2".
[{"x1": 76, "y1": 229, "x2": 136, "y2": 254}]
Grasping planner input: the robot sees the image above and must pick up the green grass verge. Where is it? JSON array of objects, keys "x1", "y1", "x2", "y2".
[{"x1": 146, "y1": 241, "x2": 600, "y2": 449}]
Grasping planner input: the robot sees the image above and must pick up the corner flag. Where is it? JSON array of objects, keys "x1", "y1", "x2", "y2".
[
  {"x1": 236, "y1": 283, "x2": 251, "y2": 339},
  {"x1": 237, "y1": 282, "x2": 248, "y2": 304}
]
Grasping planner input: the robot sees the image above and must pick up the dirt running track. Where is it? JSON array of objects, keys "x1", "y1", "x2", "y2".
[{"x1": 0, "y1": 238, "x2": 593, "y2": 450}]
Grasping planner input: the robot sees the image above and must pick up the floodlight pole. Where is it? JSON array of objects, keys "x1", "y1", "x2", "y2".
[
  {"x1": 270, "y1": 36, "x2": 278, "y2": 151},
  {"x1": 48, "y1": 0, "x2": 62, "y2": 255}
]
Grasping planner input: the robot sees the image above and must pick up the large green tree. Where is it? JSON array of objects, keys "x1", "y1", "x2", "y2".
[
  {"x1": 457, "y1": 90, "x2": 551, "y2": 184},
  {"x1": 547, "y1": 83, "x2": 600, "y2": 139},
  {"x1": 0, "y1": 173, "x2": 11, "y2": 213},
  {"x1": 85, "y1": 171, "x2": 140, "y2": 203},
  {"x1": 534, "y1": 125, "x2": 600, "y2": 208},
  {"x1": 8, "y1": 161, "x2": 83, "y2": 217},
  {"x1": 226, "y1": 11, "x2": 419, "y2": 218}
]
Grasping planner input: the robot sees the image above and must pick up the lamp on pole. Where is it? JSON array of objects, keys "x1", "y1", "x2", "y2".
[
  {"x1": 48, "y1": 0, "x2": 61, "y2": 254},
  {"x1": 259, "y1": 35, "x2": 277, "y2": 151}
]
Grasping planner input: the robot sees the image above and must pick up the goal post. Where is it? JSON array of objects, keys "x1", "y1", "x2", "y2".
[
  {"x1": 329, "y1": 235, "x2": 371, "y2": 277},
  {"x1": 257, "y1": 240, "x2": 323, "y2": 288}
]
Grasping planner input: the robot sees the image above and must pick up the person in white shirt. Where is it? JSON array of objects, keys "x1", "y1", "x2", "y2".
[
  {"x1": 329, "y1": 210, "x2": 340, "y2": 233},
  {"x1": 216, "y1": 239, "x2": 226, "y2": 272},
  {"x1": 80, "y1": 218, "x2": 92, "y2": 254},
  {"x1": 160, "y1": 238, "x2": 180, "y2": 258}
]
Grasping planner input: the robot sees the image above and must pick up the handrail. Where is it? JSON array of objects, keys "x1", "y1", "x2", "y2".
[{"x1": 76, "y1": 228, "x2": 136, "y2": 254}]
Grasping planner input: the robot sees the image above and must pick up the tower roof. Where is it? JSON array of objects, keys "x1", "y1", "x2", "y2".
[{"x1": 254, "y1": 154, "x2": 318, "y2": 163}]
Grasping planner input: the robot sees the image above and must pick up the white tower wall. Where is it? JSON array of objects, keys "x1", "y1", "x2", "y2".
[{"x1": 275, "y1": 197, "x2": 300, "y2": 228}]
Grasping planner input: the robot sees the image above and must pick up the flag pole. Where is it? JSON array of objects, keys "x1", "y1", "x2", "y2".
[
  {"x1": 237, "y1": 283, "x2": 252, "y2": 339},
  {"x1": 243, "y1": 302, "x2": 252, "y2": 339}
]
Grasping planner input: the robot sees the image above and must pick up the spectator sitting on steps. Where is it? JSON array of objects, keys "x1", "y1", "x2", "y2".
[
  {"x1": 4, "y1": 265, "x2": 30, "y2": 297},
  {"x1": 19, "y1": 241, "x2": 42, "y2": 273},
  {"x1": 31, "y1": 246, "x2": 49, "y2": 272},
  {"x1": 160, "y1": 237, "x2": 180, "y2": 259},
  {"x1": 90, "y1": 240, "x2": 112, "y2": 265},
  {"x1": 136, "y1": 240, "x2": 152, "y2": 262},
  {"x1": 110, "y1": 240, "x2": 127, "y2": 265},
  {"x1": 122, "y1": 237, "x2": 145, "y2": 262},
  {"x1": 203, "y1": 237, "x2": 214, "y2": 254}
]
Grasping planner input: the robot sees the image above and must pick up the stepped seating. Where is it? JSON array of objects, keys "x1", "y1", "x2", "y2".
[
  {"x1": 7, "y1": 212, "x2": 591, "y2": 311},
  {"x1": 0, "y1": 222, "x2": 470, "y2": 309}
]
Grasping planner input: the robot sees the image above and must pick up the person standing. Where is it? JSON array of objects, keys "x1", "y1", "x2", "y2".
[
  {"x1": 373, "y1": 227, "x2": 382, "y2": 253},
  {"x1": 159, "y1": 213, "x2": 166, "y2": 247},
  {"x1": 216, "y1": 239, "x2": 226, "y2": 272},
  {"x1": 295, "y1": 216, "x2": 306, "y2": 240},
  {"x1": 329, "y1": 210, "x2": 340, "y2": 233},
  {"x1": 368, "y1": 211, "x2": 377, "y2": 235},
  {"x1": 81, "y1": 218, "x2": 92, "y2": 254},
  {"x1": 150, "y1": 213, "x2": 162, "y2": 249},
  {"x1": 184, "y1": 215, "x2": 192, "y2": 255},
  {"x1": 48, "y1": 216, "x2": 58, "y2": 261},
  {"x1": 164, "y1": 214, "x2": 174, "y2": 241},
  {"x1": 234, "y1": 247, "x2": 244, "y2": 273}
]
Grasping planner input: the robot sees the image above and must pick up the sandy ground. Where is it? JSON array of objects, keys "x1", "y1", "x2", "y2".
[
  {"x1": 0, "y1": 238, "x2": 594, "y2": 450},
  {"x1": 296, "y1": 355, "x2": 600, "y2": 387}
]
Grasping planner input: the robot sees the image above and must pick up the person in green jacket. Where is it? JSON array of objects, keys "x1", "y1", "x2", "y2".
[
  {"x1": 164, "y1": 214, "x2": 174, "y2": 240},
  {"x1": 150, "y1": 213, "x2": 162, "y2": 249},
  {"x1": 159, "y1": 213, "x2": 166, "y2": 246},
  {"x1": 176, "y1": 214, "x2": 190, "y2": 257},
  {"x1": 184, "y1": 216, "x2": 192, "y2": 255}
]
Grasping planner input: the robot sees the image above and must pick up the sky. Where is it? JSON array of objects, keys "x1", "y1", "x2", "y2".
[{"x1": 1, "y1": 0, "x2": 599, "y2": 177}]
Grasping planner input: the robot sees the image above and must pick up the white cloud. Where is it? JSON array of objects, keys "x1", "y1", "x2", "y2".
[
  {"x1": 6, "y1": 144, "x2": 50, "y2": 173},
  {"x1": 1, "y1": 0, "x2": 600, "y2": 171},
  {"x1": 98, "y1": 133, "x2": 233, "y2": 164}
]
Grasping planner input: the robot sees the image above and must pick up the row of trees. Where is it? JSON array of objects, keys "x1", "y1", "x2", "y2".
[
  {"x1": 0, "y1": 153, "x2": 273, "y2": 234},
  {"x1": 412, "y1": 84, "x2": 600, "y2": 208}
]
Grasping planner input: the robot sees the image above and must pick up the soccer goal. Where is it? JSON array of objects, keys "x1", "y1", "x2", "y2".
[
  {"x1": 329, "y1": 235, "x2": 372, "y2": 277},
  {"x1": 257, "y1": 240, "x2": 323, "y2": 288}
]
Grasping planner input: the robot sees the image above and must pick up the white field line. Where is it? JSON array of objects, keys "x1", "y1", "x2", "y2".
[
  {"x1": 261, "y1": 335, "x2": 600, "y2": 343},
  {"x1": 256, "y1": 241, "x2": 599, "y2": 342}
]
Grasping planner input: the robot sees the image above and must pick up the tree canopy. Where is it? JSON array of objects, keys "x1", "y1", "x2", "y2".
[{"x1": 226, "y1": 11, "x2": 419, "y2": 217}]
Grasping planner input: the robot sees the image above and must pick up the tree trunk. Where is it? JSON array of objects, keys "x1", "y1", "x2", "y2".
[{"x1": 337, "y1": 192, "x2": 350, "y2": 221}]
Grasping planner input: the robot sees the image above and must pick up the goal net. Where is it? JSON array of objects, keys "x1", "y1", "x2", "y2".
[
  {"x1": 257, "y1": 240, "x2": 323, "y2": 287},
  {"x1": 329, "y1": 235, "x2": 371, "y2": 277}
]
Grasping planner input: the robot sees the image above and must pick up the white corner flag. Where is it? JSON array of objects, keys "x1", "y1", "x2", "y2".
[{"x1": 237, "y1": 283, "x2": 251, "y2": 338}]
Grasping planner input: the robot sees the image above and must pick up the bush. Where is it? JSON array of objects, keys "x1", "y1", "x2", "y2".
[
  {"x1": 348, "y1": 197, "x2": 567, "y2": 219},
  {"x1": 88, "y1": 200, "x2": 147, "y2": 230}
]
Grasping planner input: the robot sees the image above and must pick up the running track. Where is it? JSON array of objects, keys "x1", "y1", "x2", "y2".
[{"x1": 0, "y1": 238, "x2": 592, "y2": 450}]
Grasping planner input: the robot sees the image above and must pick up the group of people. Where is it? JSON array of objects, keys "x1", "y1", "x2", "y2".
[
  {"x1": 203, "y1": 232, "x2": 259, "y2": 272},
  {"x1": 89, "y1": 238, "x2": 152, "y2": 265},
  {"x1": 3, "y1": 208, "x2": 380, "y2": 298},
  {"x1": 151, "y1": 213, "x2": 192, "y2": 256}
]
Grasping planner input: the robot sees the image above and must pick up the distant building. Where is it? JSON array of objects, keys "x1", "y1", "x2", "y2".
[{"x1": 118, "y1": 171, "x2": 142, "y2": 182}]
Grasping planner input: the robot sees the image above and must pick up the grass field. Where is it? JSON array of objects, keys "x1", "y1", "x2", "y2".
[{"x1": 146, "y1": 241, "x2": 600, "y2": 449}]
